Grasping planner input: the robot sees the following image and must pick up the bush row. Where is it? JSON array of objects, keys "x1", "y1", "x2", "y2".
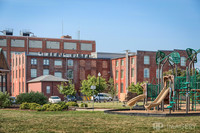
[
  {"x1": 16, "y1": 92, "x2": 48, "y2": 105},
  {"x1": 20, "y1": 101, "x2": 79, "y2": 111}
]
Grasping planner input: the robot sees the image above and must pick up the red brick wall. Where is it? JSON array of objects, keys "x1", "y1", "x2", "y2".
[
  {"x1": 28, "y1": 82, "x2": 42, "y2": 93},
  {"x1": 0, "y1": 35, "x2": 96, "y2": 94},
  {"x1": 41, "y1": 81, "x2": 64, "y2": 100}
]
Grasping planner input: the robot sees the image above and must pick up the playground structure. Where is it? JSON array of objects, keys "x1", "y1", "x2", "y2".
[{"x1": 126, "y1": 48, "x2": 200, "y2": 114}]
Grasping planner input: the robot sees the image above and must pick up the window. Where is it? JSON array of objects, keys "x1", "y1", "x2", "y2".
[
  {"x1": 181, "y1": 57, "x2": 186, "y2": 66},
  {"x1": 67, "y1": 69, "x2": 73, "y2": 79},
  {"x1": 43, "y1": 69, "x2": 49, "y2": 75},
  {"x1": 11, "y1": 39, "x2": 25, "y2": 47},
  {"x1": 80, "y1": 43, "x2": 92, "y2": 51},
  {"x1": 54, "y1": 60, "x2": 62, "y2": 66},
  {"x1": 46, "y1": 86, "x2": 50, "y2": 94},
  {"x1": 54, "y1": 72, "x2": 62, "y2": 78},
  {"x1": 22, "y1": 82, "x2": 24, "y2": 92},
  {"x1": 116, "y1": 70, "x2": 118, "y2": 79},
  {"x1": 131, "y1": 58, "x2": 135, "y2": 64},
  {"x1": 43, "y1": 59, "x2": 49, "y2": 65},
  {"x1": 156, "y1": 69, "x2": 162, "y2": 79},
  {"x1": 116, "y1": 60, "x2": 119, "y2": 66},
  {"x1": 16, "y1": 70, "x2": 17, "y2": 78},
  {"x1": 120, "y1": 83, "x2": 123, "y2": 93},
  {"x1": 46, "y1": 41, "x2": 60, "y2": 49},
  {"x1": 67, "y1": 60, "x2": 73, "y2": 66},
  {"x1": 64, "y1": 42, "x2": 77, "y2": 50},
  {"x1": 31, "y1": 69, "x2": 37, "y2": 78},
  {"x1": 144, "y1": 56, "x2": 150, "y2": 64},
  {"x1": 19, "y1": 69, "x2": 21, "y2": 78},
  {"x1": 121, "y1": 70, "x2": 124, "y2": 79},
  {"x1": 22, "y1": 69, "x2": 24, "y2": 77},
  {"x1": 29, "y1": 40, "x2": 42, "y2": 48},
  {"x1": 121, "y1": 59, "x2": 124, "y2": 66},
  {"x1": 144, "y1": 68, "x2": 149, "y2": 78},
  {"x1": 0, "y1": 39, "x2": 7, "y2": 47},
  {"x1": 19, "y1": 82, "x2": 21, "y2": 93},
  {"x1": 31, "y1": 58, "x2": 37, "y2": 65},
  {"x1": 131, "y1": 68, "x2": 134, "y2": 77}
]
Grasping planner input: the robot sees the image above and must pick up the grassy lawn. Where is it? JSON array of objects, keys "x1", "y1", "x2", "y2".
[
  {"x1": 78, "y1": 101, "x2": 143, "y2": 109},
  {"x1": 0, "y1": 109, "x2": 199, "y2": 133}
]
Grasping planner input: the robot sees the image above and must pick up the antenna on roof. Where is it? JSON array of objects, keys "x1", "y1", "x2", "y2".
[{"x1": 62, "y1": 19, "x2": 64, "y2": 36}]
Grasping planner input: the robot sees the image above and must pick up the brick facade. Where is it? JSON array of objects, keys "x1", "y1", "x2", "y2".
[
  {"x1": 112, "y1": 50, "x2": 189, "y2": 99},
  {"x1": 12, "y1": 53, "x2": 111, "y2": 97},
  {"x1": 0, "y1": 35, "x2": 96, "y2": 94}
]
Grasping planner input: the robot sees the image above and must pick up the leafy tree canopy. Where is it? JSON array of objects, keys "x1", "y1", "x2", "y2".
[
  {"x1": 57, "y1": 80, "x2": 76, "y2": 96},
  {"x1": 80, "y1": 75, "x2": 107, "y2": 97},
  {"x1": 128, "y1": 82, "x2": 143, "y2": 95}
]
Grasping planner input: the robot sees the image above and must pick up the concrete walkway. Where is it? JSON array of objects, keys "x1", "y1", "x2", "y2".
[{"x1": 76, "y1": 108, "x2": 111, "y2": 111}]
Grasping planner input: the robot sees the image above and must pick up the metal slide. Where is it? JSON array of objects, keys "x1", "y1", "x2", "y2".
[
  {"x1": 127, "y1": 94, "x2": 145, "y2": 107},
  {"x1": 144, "y1": 87, "x2": 170, "y2": 110}
]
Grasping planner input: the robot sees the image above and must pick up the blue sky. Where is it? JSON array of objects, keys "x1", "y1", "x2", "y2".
[{"x1": 0, "y1": 0, "x2": 200, "y2": 67}]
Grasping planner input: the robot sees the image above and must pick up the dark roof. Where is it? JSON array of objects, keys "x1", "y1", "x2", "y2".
[{"x1": 28, "y1": 75, "x2": 68, "y2": 83}]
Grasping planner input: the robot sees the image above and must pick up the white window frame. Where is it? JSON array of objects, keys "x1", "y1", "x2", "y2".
[
  {"x1": 43, "y1": 69, "x2": 49, "y2": 75},
  {"x1": 31, "y1": 69, "x2": 37, "y2": 78},
  {"x1": 181, "y1": 57, "x2": 186, "y2": 66},
  {"x1": 31, "y1": 58, "x2": 37, "y2": 65},
  {"x1": 43, "y1": 59, "x2": 49, "y2": 65},
  {"x1": 54, "y1": 72, "x2": 62, "y2": 78},
  {"x1": 144, "y1": 68, "x2": 149, "y2": 78},
  {"x1": 67, "y1": 60, "x2": 73, "y2": 66},
  {"x1": 54, "y1": 60, "x2": 62, "y2": 66},
  {"x1": 144, "y1": 56, "x2": 150, "y2": 64},
  {"x1": 46, "y1": 86, "x2": 50, "y2": 94}
]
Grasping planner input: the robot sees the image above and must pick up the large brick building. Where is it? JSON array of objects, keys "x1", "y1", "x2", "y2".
[
  {"x1": 111, "y1": 50, "x2": 189, "y2": 99},
  {"x1": 0, "y1": 31, "x2": 96, "y2": 94},
  {"x1": 11, "y1": 52, "x2": 111, "y2": 96}
]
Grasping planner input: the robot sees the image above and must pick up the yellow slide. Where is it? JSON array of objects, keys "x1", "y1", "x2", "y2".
[
  {"x1": 144, "y1": 87, "x2": 170, "y2": 110},
  {"x1": 127, "y1": 94, "x2": 145, "y2": 107}
]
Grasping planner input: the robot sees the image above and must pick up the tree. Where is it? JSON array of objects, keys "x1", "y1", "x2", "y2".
[
  {"x1": 107, "y1": 78, "x2": 117, "y2": 101},
  {"x1": 80, "y1": 75, "x2": 107, "y2": 97},
  {"x1": 57, "y1": 80, "x2": 76, "y2": 96},
  {"x1": 128, "y1": 82, "x2": 143, "y2": 95}
]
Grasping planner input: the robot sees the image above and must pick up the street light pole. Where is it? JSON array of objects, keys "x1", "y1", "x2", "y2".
[
  {"x1": 98, "y1": 72, "x2": 101, "y2": 102},
  {"x1": 91, "y1": 85, "x2": 96, "y2": 111}
]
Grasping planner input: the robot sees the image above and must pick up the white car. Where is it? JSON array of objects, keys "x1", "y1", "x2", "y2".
[
  {"x1": 94, "y1": 93, "x2": 112, "y2": 102},
  {"x1": 48, "y1": 96, "x2": 61, "y2": 103}
]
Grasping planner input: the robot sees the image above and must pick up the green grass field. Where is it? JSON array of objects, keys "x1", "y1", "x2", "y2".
[{"x1": 0, "y1": 109, "x2": 199, "y2": 133}]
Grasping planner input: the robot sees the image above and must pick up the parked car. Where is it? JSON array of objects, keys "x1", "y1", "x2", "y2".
[
  {"x1": 9, "y1": 96, "x2": 16, "y2": 104},
  {"x1": 94, "y1": 93, "x2": 112, "y2": 102},
  {"x1": 48, "y1": 96, "x2": 61, "y2": 103},
  {"x1": 64, "y1": 95, "x2": 77, "y2": 102}
]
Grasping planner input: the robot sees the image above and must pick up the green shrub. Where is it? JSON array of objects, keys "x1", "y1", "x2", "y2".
[
  {"x1": 57, "y1": 101, "x2": 68, "y2": 110},
  {"x1": 41, "y1": 104, "x2": 51, "y2": 111},
  {"x1": 35, "y1": 106, "x2": 42, "y2": 111},
  {"x1": 20, "y1": 102, "x2": 30, "y2": 109},
  {"x1": 16, "y1": 92, "x2": 48, "y2": 105},
  {"x1": 29, "y1": 103, "x2": 41, "y2": 110},
  {"x1": 80, "y1": 103, "x2": 88, "y2": 108},
  {"x1": 66, "y1": 101, "x2": 79, "y2": 107},
  {"x1": 46, "y1": 104, "x2": 62, "y2": 111},
  {"x1": 0, "y1": 92, "x2": 11, "y2": 108}
]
